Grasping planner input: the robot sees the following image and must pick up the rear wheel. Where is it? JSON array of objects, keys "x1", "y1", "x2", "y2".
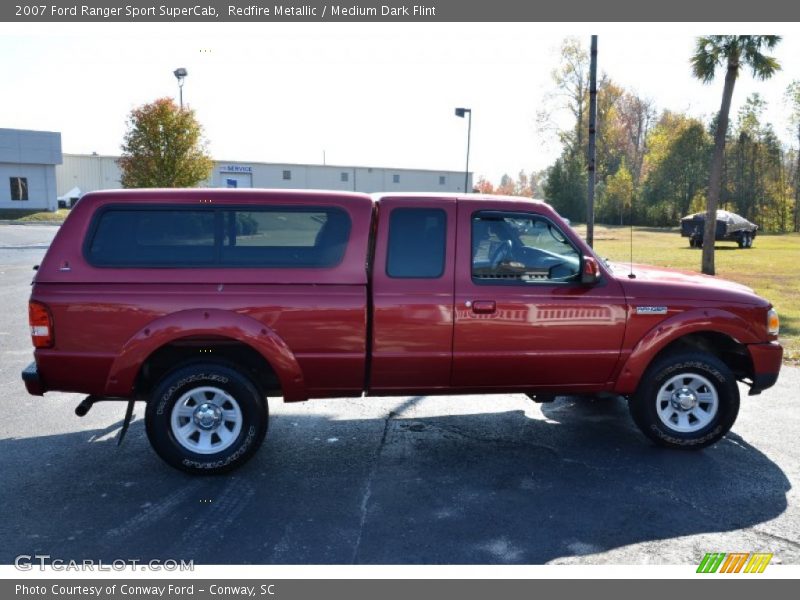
[
  {"x1": 145, "y1": 362, "x2": 268, "y2": 474},
  {"x1": 629, "y1": 352, "x2": 739, "y2": 449},
  {"x1": 738, "y1": 232, "x2": 754, "y2": 248}
]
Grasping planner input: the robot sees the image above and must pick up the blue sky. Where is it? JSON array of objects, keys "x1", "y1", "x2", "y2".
[{"x1": 1, "y1": 23, "x2": 798, "y2": 183}]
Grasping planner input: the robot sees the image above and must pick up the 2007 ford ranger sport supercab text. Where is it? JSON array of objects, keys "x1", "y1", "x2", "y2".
[{"x1": 22, "y1": 189, "x2": 783, "y2": 473}]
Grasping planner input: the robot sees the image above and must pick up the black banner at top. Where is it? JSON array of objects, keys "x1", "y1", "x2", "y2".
[{"x1": 3, "y1": 0, "x2": 800, "y2": 22}]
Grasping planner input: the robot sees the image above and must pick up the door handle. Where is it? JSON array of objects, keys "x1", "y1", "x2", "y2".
[{"x1": 470, "y1": 300, "x2": 496, "y2": 314}]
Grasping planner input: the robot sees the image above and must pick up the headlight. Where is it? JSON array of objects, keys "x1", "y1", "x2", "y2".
[{"x1": 767, "y1": 308, "x2": 780, "y2": 336}]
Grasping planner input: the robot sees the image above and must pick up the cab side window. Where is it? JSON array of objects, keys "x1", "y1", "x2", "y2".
[
  {"x1": 386, "y1": 208, "x2": 447, "y2": 278},
  {"x1": 471, "y1": 212, "x2": 580, "y2": 283}
]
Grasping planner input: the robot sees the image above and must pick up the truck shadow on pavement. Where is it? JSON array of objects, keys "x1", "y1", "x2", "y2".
[{"x1": 0, "y1": 396, "x2": 790, "y2": 565}]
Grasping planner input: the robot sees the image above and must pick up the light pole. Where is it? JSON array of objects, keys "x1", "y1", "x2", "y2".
[
  {"x1": 173, "y1": 68, "x2": 188, "y2": 108},
  {"x1": 455, "y1": 107, "x2": 472, "y2": 193}
]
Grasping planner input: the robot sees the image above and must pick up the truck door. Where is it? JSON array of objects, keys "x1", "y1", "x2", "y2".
[
  {"x1": 369, "y1": 197, "x2": 457, "y2": 393},
  {"x1": 451, "y1": 202, "x2": 627, "y2": 390}
]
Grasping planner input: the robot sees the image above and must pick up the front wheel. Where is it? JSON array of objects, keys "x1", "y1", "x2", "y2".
[
  {"x1": 629, "y1": 352, "x2": 739, "y2": 449},
  {"x1": 145, "y1": 362, "x2": 268, "y2": 474}
]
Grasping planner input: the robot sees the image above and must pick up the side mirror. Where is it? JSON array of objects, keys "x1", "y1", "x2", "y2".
[{"x1": 581, "y1": 256, "x2": 601, "y2": 285}]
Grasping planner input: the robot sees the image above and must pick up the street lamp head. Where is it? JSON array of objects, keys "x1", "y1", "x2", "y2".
[
  {"x1": 454, "y1": 108, "x2": 472, "y2": 193},
  {"x1": 173, "y1": 68, "x2": 188, "y2": 108}
]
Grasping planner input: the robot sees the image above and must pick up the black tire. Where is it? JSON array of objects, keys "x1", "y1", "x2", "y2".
[
  {"x1": 629, "y1": 352, "x2": 739, "y2": 450},
  {"x1": 738, "y1": 235, "x2": 746, "y2": 248},
  {"x1": 145, "y1": 362, "x2": 268, "y2": 474}
]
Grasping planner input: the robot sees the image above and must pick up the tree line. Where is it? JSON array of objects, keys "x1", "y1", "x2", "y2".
[{"x1": 478, "y1": 37, "x2": 799, "y2": 237}]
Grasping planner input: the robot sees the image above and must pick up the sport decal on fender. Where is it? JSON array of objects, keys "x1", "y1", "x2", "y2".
[{"x1": 635, "y1": 306, "x2": 668, "y2": 315}]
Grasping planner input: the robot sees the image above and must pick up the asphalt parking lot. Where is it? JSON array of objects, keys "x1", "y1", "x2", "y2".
[{"x1": 1, "y1": 223, "x2": 798, "y2": 565}]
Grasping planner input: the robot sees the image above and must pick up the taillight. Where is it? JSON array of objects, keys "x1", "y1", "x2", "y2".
[{"x1": 29, "y1": 301, "x2": 54, "y2": 348}]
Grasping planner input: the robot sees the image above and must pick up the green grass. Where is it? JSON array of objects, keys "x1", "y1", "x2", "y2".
[
  {"x1": 0, "y1": 209, "x2": 42, "y2": 220},
  {"x1": 575, "y1": 224, "x2": 799, "y2": 364},
  {"x1": 14, "y1": 209, "x2": 70, "y2": 223}
]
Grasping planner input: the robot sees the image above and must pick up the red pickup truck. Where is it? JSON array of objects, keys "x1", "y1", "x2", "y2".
[{"x1": 22, "y1": 189, "x2": 782, "y2": 473}]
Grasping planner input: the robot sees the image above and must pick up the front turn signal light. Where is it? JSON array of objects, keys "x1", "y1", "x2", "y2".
[
  {"x1": 29, "y1": 301, "x2": 54, "y2": 348},
  {"x1": 767, "y1": 308, "x2": 780, "y2": 336}
]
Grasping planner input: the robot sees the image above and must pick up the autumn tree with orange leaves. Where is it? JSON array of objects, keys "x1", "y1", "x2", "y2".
[
  {"x1": 475, "y1": 171, "x2": 542, "y2": 198},
  {"x1": 118, "y1": 97, "x2": 213, "y2": 188}
]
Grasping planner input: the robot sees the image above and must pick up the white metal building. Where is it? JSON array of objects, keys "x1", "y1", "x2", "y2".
[
  {"x1": 56, "y1": 154, "x2": 472, "y2": 198},
  {"x1": 0, "y1": 129, "x2": 62, "y2": 211}
]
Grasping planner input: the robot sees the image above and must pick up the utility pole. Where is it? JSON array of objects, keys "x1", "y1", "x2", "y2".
[
  {"x1": 587, "y1": 35, "x2": 598, "y2": 247},
  {"x1": 796, "y1": 123, "x2": 800, "y2": 232}
]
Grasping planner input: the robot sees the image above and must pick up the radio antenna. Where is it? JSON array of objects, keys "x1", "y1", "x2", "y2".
[{"x1": 628, "y1": 196, "x2": 636, "y2": 279}]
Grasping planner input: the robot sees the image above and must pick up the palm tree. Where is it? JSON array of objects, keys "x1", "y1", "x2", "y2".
[{"x1": 691, "y1": 36, "x2": 781, "y2": 275}]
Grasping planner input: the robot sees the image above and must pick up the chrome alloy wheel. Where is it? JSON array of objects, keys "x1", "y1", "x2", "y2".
[
  {"x1": 170, "y1": 386, "x2": 243, "y2": 454},
  {"x1": 656, "y1": 373, "x2": 719, "y2": 433}
]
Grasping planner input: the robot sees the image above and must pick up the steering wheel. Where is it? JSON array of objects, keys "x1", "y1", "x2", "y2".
[{"x1": 489, "y1": 240, "x2": 512, "y2": 269}]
